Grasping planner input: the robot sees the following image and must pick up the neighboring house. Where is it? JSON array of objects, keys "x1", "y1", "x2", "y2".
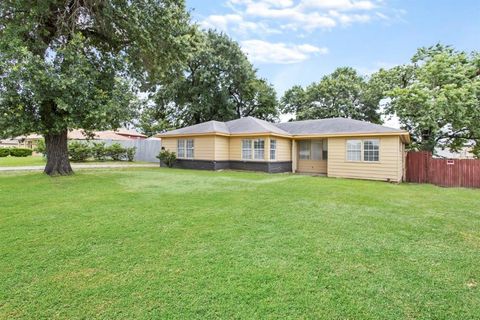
[
  {"x1": 434, "y1": 146, "x2": 476, "y2": 159},
  {"x1": 0, "y1": 139, "x2": 20, "y2": 148},
  {"x1": 16, "y1": 129, "x2": 146, "y2": 149},
  {"x1": 157, "y1": 116, "x2": 410, "y2": 182}
]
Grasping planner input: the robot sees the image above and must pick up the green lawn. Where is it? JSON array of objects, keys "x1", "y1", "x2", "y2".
[
  {"x1": 0, "y1": 155, "x2": 47, "y2": 166},
  {"x1": 0, "y1": 156, "x2": 152, "y2": 167},
  {"x1": 1, "y1": 168, "x2": 479, "y2": 319}
]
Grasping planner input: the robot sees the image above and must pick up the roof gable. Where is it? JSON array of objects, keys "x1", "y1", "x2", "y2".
[
  {"x1": 226, "y1": 117, "x2": 290, "y2": 135},
  {"x1": 159, "y1": 120, "x2": 229, "y2": 136}
]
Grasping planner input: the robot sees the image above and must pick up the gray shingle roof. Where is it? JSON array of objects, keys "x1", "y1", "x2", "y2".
[
  {"x1": 275, "y1": 118, "x2": 404, "y2": 135},
  {"x1": 158, "y1": 117, "x2": 404, "y2": 136},
  {"x1": 160, "y1": 120, "x2": 229, "y2": 135},
  {"x1": 226, "y1": 117, "x2": 290, "y2": 135}
]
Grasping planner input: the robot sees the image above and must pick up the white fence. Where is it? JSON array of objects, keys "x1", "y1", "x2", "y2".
[{"x1": 102, "y1": 139, "x2": 161, "y2": 163}]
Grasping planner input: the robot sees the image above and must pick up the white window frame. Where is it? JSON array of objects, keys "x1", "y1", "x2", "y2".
[
  {"x1": 254, "y1": 139, "x2": 265, "y2": 160},
  {"x1": 363, "y1": 139, "x2": 380, "y2": 162},
  {"x1": 242, "y1": 139, "x2": 252, "y2": 160},
  {"x1": 346, "y1": 140, "x2": 362, "y2": 161},
  {"x1": 270, "y1": 139, "x2": 277, "y2": 160},
  {"x1": 177, "y1": 139, "x2": 185, "y2": 159},
  {"x1": 186, "y1": 139, "x2": 194, "y2": 159},
  {"x1": 346, "y1": 139, "x2": 380, "y2": 162},
  {"x1": 177, "y1": 139, "x2": 194, "y2": 159}
]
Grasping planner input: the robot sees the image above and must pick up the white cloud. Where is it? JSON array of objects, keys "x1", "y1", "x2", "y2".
[
  {"x1": 241, "y1": 40, "x2": 328, "y2": 64},
  {"x1": 222, "y1": 0, "x2": 381, "y2": 32},
  {"x1": 299, "y1": 0, "x2": 377, "y2": 11},
  {"x1": 200, "y1": 13, "x2": 280, "y2": 35}
]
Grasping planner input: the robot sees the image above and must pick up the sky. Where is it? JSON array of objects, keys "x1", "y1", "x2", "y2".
[{"x1": 186, "y1": 0, "x2": 480, "y2": 125}]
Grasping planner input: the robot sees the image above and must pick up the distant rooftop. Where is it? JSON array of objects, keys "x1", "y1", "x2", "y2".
[
  {"x1": 18, "y1": 128, "x2": 146, "y2": 141},
  {"x1": 158, "y1": 116, "x2": 406, "y2": 137}
]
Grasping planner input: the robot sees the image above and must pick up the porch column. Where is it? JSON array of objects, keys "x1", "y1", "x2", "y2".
[{"x1": 292, "y1": 140, "x2": 297, "y2": 173}]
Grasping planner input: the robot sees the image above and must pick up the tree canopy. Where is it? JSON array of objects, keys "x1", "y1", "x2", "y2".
[
  {"x1": 378, "y1": 44, "x2": 480, "y2": 156},
  {"x1": 280, "y1": 67, "x2": 382, "y2": 124},
  {"x1": 138, "y1": 30, "x2": 278, "y2": 135},
  {"x1": 0, "y1": 0, "x2": 193, "y2": 174}
]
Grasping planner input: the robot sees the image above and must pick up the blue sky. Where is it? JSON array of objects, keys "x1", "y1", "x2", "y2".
[{"x1": 186, "y1": 0, "x2": 480, "y2": 96}]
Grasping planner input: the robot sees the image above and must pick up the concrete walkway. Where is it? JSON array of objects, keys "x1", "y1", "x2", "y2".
[{"x1": 0, "y1": 163, "x2": 159, "y2": 172}]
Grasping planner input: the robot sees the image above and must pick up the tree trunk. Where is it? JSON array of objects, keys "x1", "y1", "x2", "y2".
[{"x1": 44, "y1": 130, "x2": 73, "y2": 176}]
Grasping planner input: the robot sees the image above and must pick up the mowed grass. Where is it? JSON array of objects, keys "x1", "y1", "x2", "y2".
[
  {"x1": 0, "y1": 156, "x2": 151, "y2": 167},
  {"x1": 0, "y1": 155, "x2": 46, "y2": 166},
  {"x1": 0, "y1": 168, "x2": 479, "y2": 319}
]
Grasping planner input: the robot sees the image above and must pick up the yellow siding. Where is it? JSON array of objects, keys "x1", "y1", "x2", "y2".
[
  {"x1": 161, "y1": 136, "x2": 215, "y2": 160},
  {"x1": 214, "y1": 136, "x2": 230, "y2": 161},
  {"x1": 161, "y1": 137, "x2": 176, "y2": 153},
  {"x1": 297, "y1": 160, "x2": 327, "y2": 174},
  {"x1": 274, "y1": 137, "x2": 292, "y2": 161},
  {"x1": 327, "y1": 136, "x2": 403, "y2": 182}
]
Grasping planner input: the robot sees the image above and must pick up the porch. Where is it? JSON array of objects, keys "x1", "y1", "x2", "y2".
[{"x1": 292, "y1": 139, "x2": 328, "y2": 174}]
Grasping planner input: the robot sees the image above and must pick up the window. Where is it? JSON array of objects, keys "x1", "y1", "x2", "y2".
[
  {"x1": 186, "y1": 139, "x2": 194, "y2": 159},
  {"x1": 242, "y1": 139, "x2": 252, "y2": 160},
  {"x1": 299, "y1": 141, "x2": 310, "y2": 160},
  {"x1": 177, "y1": 139, "x2": 194, "y2": 159},
  {"x1": 322, "y1": 140, "x2": 328, "y2": 160},
  {"x1": 254, "y1": 139, "x2": 265, "y2": 160},
  {"x1": 270, "y1": 139, "x2": 276, "y2": 160},
  {"x1": 346, "y1": 140, "x2": 362, "y2": 161},
  {"x1": 363, "y1": 139, "x2": 379, "y2": 162},
  {"x1": 177, "y1": 139, "x2": 185, "y2": 158},
  {"x1": 346, "y1": 139, "x2": 380, "y2": 162},
  {"x1": 311, "y1": 141, "x2": 322, "y2": 160}
]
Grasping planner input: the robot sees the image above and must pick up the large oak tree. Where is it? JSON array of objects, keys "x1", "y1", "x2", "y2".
[
  {"x1": 0, "y1": 0, "x2": 193, "y2": 175},
  {"x1": 138, "y1": 30, "x2": 278, "y2": 135},
  {"x1": 378, "y1": 44, "x2": 480, "y2": 156},
  {"x1": 280, "y1": 67, "x2": 382, "y2": 124}
]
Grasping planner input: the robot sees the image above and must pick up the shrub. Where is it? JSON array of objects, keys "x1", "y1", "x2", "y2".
[
  {"x1": 10, "y1": 148, "x2": 33, "y2": 157},
  {"x1": 157, "y1": 150, "x2": 176, "y2": 168},
  {"x1": 107, "y1": 143, "x2": 126, "y2": 161},
  {"x1": 0, "y1": 148, "x2": 10, "y2": 157},
  {"x1": 35, "y1": 139, "x2": 47, "y2": 157},
  {"x1": 91, "y1": 142, "x2": 108, "y2": 161},
  {"x1": 68, "y1": 141, "x2": 91, "y2": 162},
  {"x1": 125, "y1": 147, "x2": 136, "y2": 162}
]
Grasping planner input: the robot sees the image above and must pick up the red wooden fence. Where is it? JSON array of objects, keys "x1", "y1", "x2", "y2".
[{"x1": 406, "y1": 151, "x2": 480, "y2": 188}]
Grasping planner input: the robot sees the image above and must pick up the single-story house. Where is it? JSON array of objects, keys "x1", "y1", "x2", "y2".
[{"x1": 156, "y1": 116, "x2": 410, "y2": 182}]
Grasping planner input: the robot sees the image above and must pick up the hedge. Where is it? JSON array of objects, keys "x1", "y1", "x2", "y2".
[
  {"x1": 9, "y1": 148, "x2": 33, "y2": 157},
  {"x1": 0, "y1": 148, "x2": 10, "y2": 157}
]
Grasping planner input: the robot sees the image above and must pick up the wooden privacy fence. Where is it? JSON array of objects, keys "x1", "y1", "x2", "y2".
[{"x1": 406, "y1": 151, "x2": 480, "y2": 188}]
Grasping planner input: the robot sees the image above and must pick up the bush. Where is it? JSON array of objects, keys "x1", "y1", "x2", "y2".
[
  {"x1": 157, "y1": 149, "x2": 176, "y2": 168},
  {"x1": 9, "y1": 148, "x2": 33, "y2": 157},
  {"x1": 68, "y1": 141, "x2": 91, "y2": 162},
  {"x1": 0, "y1": 148, "x2": 10, "y2": 157},
  {"x1": 107, "y1": 143, "x2": 126, "y2": 161},
  {"x1": 91, "y1": 142, "x2": 108, "y2": 161},
  {"x1": 125, "y1": 147, "x2": 136, "y2": 162},
  {"x1": 35, "y1": 139, "x2": 47, "y2": 157}
]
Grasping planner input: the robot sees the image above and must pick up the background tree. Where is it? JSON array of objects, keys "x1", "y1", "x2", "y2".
[
  {"x1": 379, "y1": 44, "x2": 480, "y2": 156},
  {"x1": 280, "y1": 67, "x2": 382, "y2": 123},
  {"x1": 0, "y1": 0, "x2": 193, "y2": 175},
  {"x1": 138, "y1": 30, "x2": 278, "y2": 132}
]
